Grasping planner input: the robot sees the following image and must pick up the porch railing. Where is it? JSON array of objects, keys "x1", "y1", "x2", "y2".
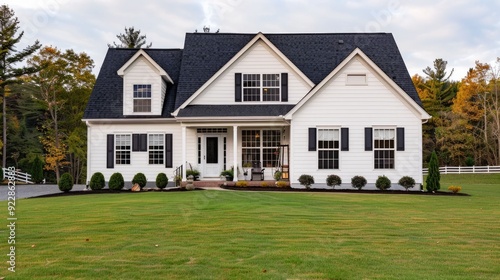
[{"x1": 174, "y1": 165, "x2": 183, "y2": 186}]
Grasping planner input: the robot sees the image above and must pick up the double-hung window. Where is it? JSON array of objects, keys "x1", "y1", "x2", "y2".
[
  {"x1": 318, "y1": 129, "x2": 339, "y2": 169},
  {"x1": 374, "y1": 129, "x2": 395, "y2": 169},
  {"x1": 148, "y1": 134, "x2": 164, "y2": 165},
  {"x1": 242, "y1": 74, "x2": 280, "y2": 102},
  {"x1": 115, "y1": 134, "x2": 131, "y2": 165},
  {"x1": 133, "y1": 84, "x2": 152, "y2": 112}
]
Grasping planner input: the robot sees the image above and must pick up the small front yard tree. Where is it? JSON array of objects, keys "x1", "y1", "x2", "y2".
[
  {"x1": 426, "y1": 151, "x2": 440, "y2": 192},
  {"x1": 298, "y1": 174, "x2": 314, "y2": 189},
  {"x1": 326, "y1": 174, "x2": 342, "y2": 189}
]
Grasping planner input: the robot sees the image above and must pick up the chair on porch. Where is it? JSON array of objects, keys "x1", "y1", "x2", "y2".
[{"x1": 251, "y1": 161, "x2": 265, "y2": 181}]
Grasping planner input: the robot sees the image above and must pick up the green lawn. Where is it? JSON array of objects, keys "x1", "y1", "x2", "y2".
[{"x1": 3, "y1": 174, "x2": 500, "y2": 279}]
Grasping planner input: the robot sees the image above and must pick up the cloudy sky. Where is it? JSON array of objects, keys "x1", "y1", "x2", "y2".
[{"x1": 6, "y1": 0, "x2": 500, "y2": 80}]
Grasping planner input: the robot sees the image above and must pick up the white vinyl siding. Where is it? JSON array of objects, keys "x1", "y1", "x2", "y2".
[
  {"x1": 190, "y1": 41, "x2": 312, "y2": 105},
  {"x1": 346, "y1": 73, "x2": 367, "y2": 85},
  {"x1": 123, "y1": 56, "x2": 164, "y2": 115},
  {"x1": 290, "y1": 56, "x2": 423, "y2": 187},
  {"x1": 87, "y1": 123, "x2": 181, "y2": 182}
]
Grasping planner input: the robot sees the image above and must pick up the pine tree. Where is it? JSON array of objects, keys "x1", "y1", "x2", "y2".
[
  {"x1": 426, "y1": 151, "x2": 440, "y2": 192},
  {"x1": 0, "y1": 4, "x2": 41, "y2": 167},
  {"x1": 108, "y1": 27, "x2": 152, "y2": 48},
  {"x1": 30, "y1": 156, "x2": 44, "y2": 184}
]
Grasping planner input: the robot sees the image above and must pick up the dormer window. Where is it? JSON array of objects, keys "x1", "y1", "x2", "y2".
[
  {"x1": 242, "y1": 73, "x2": 280, "y2": 102},
  {"x1": 133, "y1": 84, "x2": 152, "y2": 112}
]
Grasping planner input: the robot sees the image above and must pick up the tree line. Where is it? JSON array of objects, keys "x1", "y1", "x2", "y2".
[{"x1": 413, "y1": 58, "x2": 500, "y2": 167}]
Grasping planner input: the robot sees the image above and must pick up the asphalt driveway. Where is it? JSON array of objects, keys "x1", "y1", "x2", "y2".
[{"x1": 0, "y1": 184, "x2": 87, "y2": 200}]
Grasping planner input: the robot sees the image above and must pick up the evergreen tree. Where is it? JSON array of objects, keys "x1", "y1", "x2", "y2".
[
  {"x1": 108, "y1": 26, "x2": 152, "y2": 48},
  {"x1": 30, "y1": 156, "x2": 44, "y2": 184},
  {"x1": 426, "y1": 151, "x2": 440, "y2": 192},
  {"x1": 0, "y1": 4, "x2": 41, "y2": 167}
]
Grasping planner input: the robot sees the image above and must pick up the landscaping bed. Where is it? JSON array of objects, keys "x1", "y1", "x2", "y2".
[
  {"x1": 221, "y1": 185, "x2": 469, "y2": 195},
  {"x1": 30, "y1": 187, "x2": 203, "y2": 199}
]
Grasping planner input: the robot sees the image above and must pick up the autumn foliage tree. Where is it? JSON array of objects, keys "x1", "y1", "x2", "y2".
[{"x1": 27, "y1": 46, "x2": 94, "y2": 183}]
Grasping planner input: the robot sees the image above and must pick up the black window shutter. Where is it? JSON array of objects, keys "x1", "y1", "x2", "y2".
[
  {"x1": 106, "y1": 134, "x2": 114, "y2": 168},
  {"x1": 397, "y1": 127, "x2": 405, "y2": 151},
  {"x1": 140, "y1": 134, "x2": 147, "y2": 151},
  {"x1": 365, "y1": 127, "x2": 373, "y2": 151},
  {"x1": 308, "y1": 128, "x2": 317, "y2": 151},
  {"x1": 281, "y1": 73, "x2": 288, "y2": 102},
  {"x1": 341, "y1": 128, "x2": 349, "y2": 151},
  {"x1": 165, "y1": 134, "x2": 173, "y2": 168},
  {"x1": 235, "y1": 73, "x2": 242, "y2": 102},
  {"x1": 132, "y1": 134, "x2": 147, "y2": 152},
  {"x1": 132, "y1": 134, "x2": 140, "y2": 151}
]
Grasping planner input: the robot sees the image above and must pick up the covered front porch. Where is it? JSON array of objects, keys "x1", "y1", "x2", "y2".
[{"x1": 177, "y1": 122, "x2": 290, "y2": 182}]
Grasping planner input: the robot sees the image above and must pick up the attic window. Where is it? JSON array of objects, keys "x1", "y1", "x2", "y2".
[
  {"x1": 346, "y1": 74, "x2": 367, "y2": 85},
  {"x1": 133, "y1": 84, "x2": 152, "y2": 112},
  {"x1": 242, "y1": 74, "x2": 280, "y2": 102}
]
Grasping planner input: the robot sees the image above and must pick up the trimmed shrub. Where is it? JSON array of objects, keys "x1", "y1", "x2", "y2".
[
  {"x1": 375, "y1": 175, "x2": 391, "y2": 190},
  {"x1": 298, "y1": 174, "x2": 314, "y2": 189},
  {"x1": 426, "y1": 151, "x2": 440, "y2": 192},
  {"x1": 235, "y1": 180, "x2": 248, "y2": 187},
  {"x1": 351, "y1": 175, "x2": 367, "y2": 190},
  {"x1": 58, "y1": 173, "x2": 73, "y2": 192},
  {"x1": 109, "y1": 172, "x2": 124, "y2": 191},
  {"x1": 89, "y1": 172, "x2": 105, "y2": 190},
  {"x1": 260, "y1": 181, "x2": 269, "y2": 187},
  {"x1": 398, "y1": 176, "x2": 416, "y2": 191},
  {"x1": 326, "y1": 174, "x2": 342, "y2": 188},
  {"x1": 132, "y1": 173, "x2": 147, "y2": 189},
  {"x1": 156, "y1": 173, "x2": 168, "y2": 189},
  {"x1": 448, "y1": 185, "x2": 462, "y2": 194},
  {"x1": 30, "y1": 156, "x2": 44, "y2": 184}
]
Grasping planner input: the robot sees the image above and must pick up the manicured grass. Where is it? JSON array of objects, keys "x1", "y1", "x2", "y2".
[{"x1": 3, "y1": 174, "x2": 500, "y2": 279}]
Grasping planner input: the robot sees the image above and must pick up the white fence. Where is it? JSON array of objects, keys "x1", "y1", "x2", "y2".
[
  {"x1": 423, "y1": 166, "x2": 500, "y2": 175},
  {"x1": 2, "y1": 167, "x2": 34, "y2": 184}
]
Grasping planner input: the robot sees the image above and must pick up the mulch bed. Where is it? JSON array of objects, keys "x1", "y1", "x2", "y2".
[
  {"x1": 220, "y1": 186, "x2": 470, "y2": 196},
  {"x1": 29, "y1": 187, "x2": 203, "y2": 199}
]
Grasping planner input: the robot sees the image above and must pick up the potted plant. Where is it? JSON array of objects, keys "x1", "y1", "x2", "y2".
[
  {"x1": 220, "y1": 168, "x2": 234, "y2": 181},
  {"x1": 186, "y1": 169, "x2": 201, "y2": 181}
]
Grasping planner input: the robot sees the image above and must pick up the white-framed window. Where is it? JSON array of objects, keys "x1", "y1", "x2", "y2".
[
  {"x1": 374, "y1": 128, "x2": 395, "y2": 169},
  {"x1": 133, "y1": 84, "x2": 152, "y2": 112},
  {"x1": 318, "y1": 129, "x2": 339, "y2": 169},
  {"x1": 148, "y1": 134, "x2": 164, "y2": 165},
  {"x1": 115, "y1": 134, "x2": 131, "y2": 165},
  {"x1": 242, "y1": 129, "x2": 281, "y2": 167},
  {"x1": 243, "y1": 74, "x2": 280, "y2": 102},
  {"x1": 346, "y1": 74, "x2": 367, "y2": 85}
]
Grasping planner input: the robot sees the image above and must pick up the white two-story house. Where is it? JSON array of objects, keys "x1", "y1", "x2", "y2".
[{"x1": 83, "y1": 32, "x2": 430, "y2": 188}]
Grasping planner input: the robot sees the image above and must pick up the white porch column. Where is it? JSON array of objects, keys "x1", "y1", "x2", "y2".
[
  {"x1": 233, "y1": 125, "x2": 238, "y2": 182},
  {"x1": 182, "y1": 126, "x2": 187, "y2": 180}
]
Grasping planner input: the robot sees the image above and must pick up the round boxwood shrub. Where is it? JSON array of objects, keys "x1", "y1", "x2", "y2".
[
  {"x1": 132, "y1": 172, "x2": 147, "y2": 189},
  {"x1": 156, "y1": 173, "x2": 168, "y2": 189},
  {"x1": 89, "y1": 172, "x2": 105, "y2": 190},
  {"x1": 58, "y1": 172, "x2": 74, "y2": 193},
  {"x1": 351, "y1": 175, "x2": 367, "y2": 190},
  {"x1": 109, "y1": 172, "x2": 124, "y2": 191},
  {"x1": 375, "y1": 175, "x2": 392, "y2": 190},
  {"x1": 298, "y1": 174, "x2": 314, "y2": 189},
  {"x1": 326, "y1": 174, "x2": 342, "y2": 188},
  {"x1": 398, "y1": 176, "x2": 416, "y2": 191}
]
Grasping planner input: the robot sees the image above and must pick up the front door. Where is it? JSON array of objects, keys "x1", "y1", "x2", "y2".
[{"x1": 203, "y1": 136, "x2": 222, "y2": 177}]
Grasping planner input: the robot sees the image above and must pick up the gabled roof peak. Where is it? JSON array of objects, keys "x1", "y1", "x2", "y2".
[{"x1": 117, "y1": 49, "x2": 174, "y2": 84}]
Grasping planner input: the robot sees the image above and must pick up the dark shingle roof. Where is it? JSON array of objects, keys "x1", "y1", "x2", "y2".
[
  {"x1": 83, "y1": 48, "x2": 183, "y2": 119},
  {"x1": 177, "y1": 105, "x2": 296, "y2": 118},
  {"x1": 84, "y1": 32, "x2": 421, "y2": 120}
]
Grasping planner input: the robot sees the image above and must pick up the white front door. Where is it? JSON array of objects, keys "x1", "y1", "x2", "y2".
[{"x1": 202, "y1": 136, "x2": 223, "y2": 177}]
